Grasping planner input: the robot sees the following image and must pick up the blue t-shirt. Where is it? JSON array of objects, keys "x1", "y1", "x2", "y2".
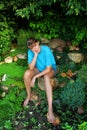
[{"x1": 28, "y1": 45, "x2": 57, "y2": 72}]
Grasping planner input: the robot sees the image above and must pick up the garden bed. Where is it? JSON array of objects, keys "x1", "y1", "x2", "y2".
[{"x1": 0, "y1": 46, "x2": 87, "y2": 130}]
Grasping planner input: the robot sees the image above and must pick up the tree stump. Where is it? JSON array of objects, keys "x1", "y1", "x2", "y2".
[{"x1": 38, "y1": 77, "x2": 59, "y2": 91}]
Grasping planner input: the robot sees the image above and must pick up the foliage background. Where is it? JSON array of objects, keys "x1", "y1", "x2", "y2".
[
  {"x1": 0, "y1": 0, "x2": 87, "y2": 61},
  {"x1": 0, "y1": 0, "x2": 87, "y2": 129}
]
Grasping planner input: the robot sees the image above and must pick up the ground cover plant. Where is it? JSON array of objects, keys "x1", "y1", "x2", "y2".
[{"x1": 0, "y1": 45, "x2": 87, "y2": 130}]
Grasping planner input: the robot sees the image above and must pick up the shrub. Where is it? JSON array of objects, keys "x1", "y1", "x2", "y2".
[
  {"x1": 0, "y1": 22, "x2": 15, "y2": 61},
  {"x1": 0, "y1": 86, "x2": 25, "y2": 126},
  {"x1": 59, "y1": 79, "x2": 85, "y2": 109},
  {"x1": 17, "y1": 29, "x2": 42, "y2": 47},
  {"x1": 78, "y1": 122, "x2": 87, "y2": 130},
  {"x1": 77, "y1": 64, "x2": 87, "y2": 84}
]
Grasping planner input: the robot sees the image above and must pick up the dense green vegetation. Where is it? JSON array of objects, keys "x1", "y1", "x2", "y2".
[
  {"x1": 0, "y1": 0, "x2": 87, "y2": 129},
  {"x1": 0, "y1": 0, "x2": 87, "y2": 61},
  {"x1": 0, "y1": 46, "x2": 87, "y2": 130}
]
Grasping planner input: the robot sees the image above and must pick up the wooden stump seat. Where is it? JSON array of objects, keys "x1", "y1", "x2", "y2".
[{"x1": 38, "y1": 77, "x2": 59, "y2": 91}]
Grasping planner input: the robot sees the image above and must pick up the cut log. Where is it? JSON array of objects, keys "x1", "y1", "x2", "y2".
[{"x1": 38, "y1": 77, "x2": 59, "y2": 91}]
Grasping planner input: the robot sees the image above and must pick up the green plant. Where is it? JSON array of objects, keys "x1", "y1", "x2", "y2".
[
  {"x1": 59, "y1": 78, "x2": 85, "y2": 109},
  {"x1": 62, "y1": 122, "x2": 73, "y2": 130},
  {"x1": 72, "y1": 28, "x2": 87, "y2": 48},
  {"x1": 4, "y1": 120, "x2": 12, "y2": 130},
  {"x1": 78, "y1": 122, "x2": 87, "y2": 130},
  {"x1": 0, "y1": 22, "x2": 15, "y2": 61},
  {"x1": 17, "y1": 29, "x2": 33, "y2": 46},
  {"x1": 65, "y1": 0, "x2": 86, "y2": 15},
  {"x1": 29, "y1": 18, "x2": 59, "y2": 39},
  {"x1": 0, "y1": 86, "x2": 25, "y2": 127},
  {"x1": 17, "y1": 29, "x2": 44, "y2": 45},
  {"x1": 77, "y1": 64, "x2": 87, "y2": 84},
  {"x1": 0, "y1": 62, "x2": 26, "y2": 87}
]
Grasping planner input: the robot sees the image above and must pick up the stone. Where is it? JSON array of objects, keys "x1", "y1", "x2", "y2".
[
  {"x1": 77, "y1": 107, "x2": 84, "y2": 114},
  {"x1": 1, "y1": 92, "x2": 6, "y2": 98},
  {"x1": 0, "y1": 61, "x2": 4, "y2": 65},
  {"x1": 1, "y1": 86, "x2": 8, "y2": 91},
  {"x1": 2, "y1": 74, "x2": 7, "y2": 81},
  {"x1": 48, "y1": 38, "x2": 66, "y2": 52},
  {"x1": 4, "y1": 56, "x2": 13, "y2": 63},
  {"x1": 13, "y1": 56, "x2": 18, "y2": 62},
  {"x1": 68, "y1": 52, "x2": 84, "y2": 63},
  {"x1": 10, "y1": 49, "x2": 15, "y2": 52},
  {"x1": 17, "y1": 53, "x2": 27, "y2": 59},
  {"x1": 69, "y1": 45, "x2": 79, "y2": 51}
]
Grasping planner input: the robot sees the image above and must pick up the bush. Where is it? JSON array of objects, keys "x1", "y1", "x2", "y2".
[
  {"x1": 0, "y1": 86, "x2": 25, "y2": 127},
  {"x1": 59, "y1": 79, "x2": 85, "y2": 109},
  {"x1": 0, "y1": 22, "x2": 15, "y2": 61},
  {"x1": 17, "y1": 29, "x2": 42, "y2": 47},
  {"x1": 78, "y1": 122, "x2": 87, "y2": 130},
  {"x1": 77, "y1": 64, "x2": 87, "y2": 84}
]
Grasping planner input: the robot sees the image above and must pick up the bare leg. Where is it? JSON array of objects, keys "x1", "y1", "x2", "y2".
[
  {"x1": 44, "y1": 69, "x2": 55, "y2": 123},
  {"x1": 23, "y1": 68, "x2": 39, "y2": 107}
]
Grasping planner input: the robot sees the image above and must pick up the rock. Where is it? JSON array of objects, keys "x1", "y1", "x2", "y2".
[
  {"x1": 56, "y1": 55, "x2": 61, "y2": 60},
  {"x1": 38, "y1": 77, "x2": 59, "y2": 91},
  {"x1": 1, "y1": 86, "x2": 8, "y2": 91},
  {"x1": 2, "y1": 74, "x2": 7, "y2": 81},
  {"x1": 1, "y1": 92, "x2": 6, "y2": 98},
  {"x1": 69, "y1": 45, "x2": 79, "y2": 51},
  {"x1": 4, "y1": 56, "x2": 13, "y2": 63},
  {"x1": 48, "y1": 38, "x2": 66, "y2": 52},
  {"x1": 0, "y1": 61, "x2": 4, "y2": 65},
  {"x1": 17, "y1": 53, "x2": 27, "y2": 59},
  {"x1": 13, "y1": 56, "x2": 18, "y2": 62},
  {"x1": 68, "y1": 52, "x2": 84, "y2": 63},
  {"x1": 77, "y1": 107, "x2": 84, "y2": 114},
  {"x1": 10, "y1": 49, "x2": 15, "y2": 52}
]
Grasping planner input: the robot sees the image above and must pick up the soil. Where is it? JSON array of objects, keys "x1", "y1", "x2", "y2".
[{"x1": 12, "y1": 101, "x2": 63, "y2": 130}]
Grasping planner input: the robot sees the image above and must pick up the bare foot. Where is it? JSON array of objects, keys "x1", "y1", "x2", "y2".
[
  {"x1": 23, "y1": 97, "x2": 29, "y2": 107},
  {"x1": 47, "y1": 112, "x2": 55, "y2": 123}
]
